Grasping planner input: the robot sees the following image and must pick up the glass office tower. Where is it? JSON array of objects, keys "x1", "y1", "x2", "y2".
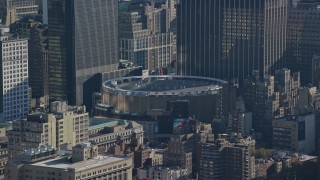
[
  {"x1": 177, "y1": 0, "x2": 288, "y2": 82},
  {"x1": 48, "y1": 0, "x2": 118, "y2": 105}
]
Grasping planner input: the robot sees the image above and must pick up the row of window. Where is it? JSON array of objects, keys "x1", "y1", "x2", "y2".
[
  {"x1": 3, "y1": 90, "x2": 28, "y2": 96},
  {"x1": 3, "y1": 106, "x2": 28, "y2": 112},
  {"x1": 2, "y1": 55, "x2": 28, "y2": 61},
  {"x1": 78, "y1": 167, "x2": 128, "y2": 179},
  {"x1": 3, "y1": 71, "x2": 27, "y2": 77},
  {"x1": 3, "y1": 102, "x2": 28, "y2": 107},
  {"x1": 2, "y1": 42, "x2": 27, "y2": 48},
  {"x1": 2, "y1": 51, "x2": 28, "y2": 56},
  {"x1": 3, "y1": 75, "x2": 28, "y2": 81},
  {"x1": 3, "y1": 82, "x2": 28, "y2": 90},
  {"x1": 4, "y1": 111, "x2": 27, "y2": 120},
  {"x1": 3, "y1": 60, "x2": 28, "y2": 65},
  {"x1": 3, "y1": 65, "x2": 28, "y2": 71}
]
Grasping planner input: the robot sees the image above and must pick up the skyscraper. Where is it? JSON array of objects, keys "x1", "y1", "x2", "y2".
[
  {"x1": 286, "y1": 2, "x2": 320, "y2": 85},
  {"x1": 312, "y1": 55, "x2": 320, "y2": 88},
  {"x1": 48, "y1": 0, "x2": 118, "y2": 105},
  {"x1": 0, "y1": 26, "x2": 29, "y2": 121},
  {"x1": 12, "y1": 18, "x2": 49, "y2": 106},
  {"x1": 177, "y1": 0, "x2": 288, "y2": 82}
]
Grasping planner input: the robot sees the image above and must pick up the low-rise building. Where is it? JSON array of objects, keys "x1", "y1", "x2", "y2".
[
  {"x1": 137, "y1": 166, "x2": 187, "y2": 180},
  {"x1": 0, "y1": 143, "x2": 8, "y2": 180},
  {"x1": 163, "y1": 120, "x2": 213, "y2": 176},
  {"x1": 88, "y1": 118, "x2": 143, "y2": 153},
  {"x1": 71, "y1": 143, "x2": 98, "y2": 163},
  {"x1": 5, "y1": 144, "x2": 133, "y2": 180},
  {"x1": 272, "y1": 114, "x2": 316, "y2": 154},
  {"x1": 8, "y1": 101, "x2": 89, "y2": 160},
  {"x1": 145, "y1": 149, "x2": 163, "y2": 167},
  {"x1": 198, "y1": 134, "x2": 256, "y2": 180},
  {"x1": 163, "y1": 134, "x2": 193, "y2": 176},
  {"x1": 273, "y1": 161, "x2": 283, "y2": 173},
  {"x1": 0, "y1": 128, "x2": 6, "y2": 142},
  {"x1": 255, "y1": 160, "x2": 274, "y2": 179}
]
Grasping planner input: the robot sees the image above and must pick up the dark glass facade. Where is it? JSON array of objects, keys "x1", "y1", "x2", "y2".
[
  {"x1": 298, "y1": 120, "x2": 305, "y2": 141},
  {"x1": 48, "y1": 0, "x2": 72, "y2": 103},
  {"x1": 12, "y1": 19, "x2": 49, "y2": 100},
  {"x1": 287, "y1": 6, "x2": 320, "y2": 85},
  {"x1": 48, "y1": 0, "x2": 118, "y2": 105},
  {"x1": 177, "y1": 0, "x2": 287, "y2": 82}
]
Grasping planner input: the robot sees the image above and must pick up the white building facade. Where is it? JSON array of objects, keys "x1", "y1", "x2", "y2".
[
  {"x1": 0, "y1": 26, "x2": 29, "y2": 121},
  {"x1": 137, "y1": 166, "x2": 188, "y2": 180}
]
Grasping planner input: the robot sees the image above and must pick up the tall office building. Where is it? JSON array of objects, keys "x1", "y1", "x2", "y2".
[
  {"x1": 289, "y1": 0, "x2": 301, "y2": 8},
  {"x1": 312, "y1": 55, "x2": 320, "y2": 88},
  {"x1": 12, "y1": 18, "x2": 49, "y2": 106},
  {"x1": 0, "y1": 26, "x2": 29, "y2": 121},
  {"x1": 287, "y1": 3, "x2": 320, "y2": 85},
  {"x1": 48, "y1": 0, "x2": 118, "y2": 105},
  {"x1": 1, "y1": 0, "x2": 39, "y2": 26},
  {"x1": 177, "y1": 0, "x2": 288, "y2": 82}
]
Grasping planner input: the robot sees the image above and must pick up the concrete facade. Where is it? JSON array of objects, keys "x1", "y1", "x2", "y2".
[
  {"x1": 0, "y1": 27, "x2": 29, "y2": 121},
  {"x1": 8, "y1": 102, "x2": 89, "y2": 160},
  {"x1": 272, "y1": 114, "x2": 316, "y2": 154},
  {"x1": 5, "y1": 144, "x2": 133, "y2": 180}
]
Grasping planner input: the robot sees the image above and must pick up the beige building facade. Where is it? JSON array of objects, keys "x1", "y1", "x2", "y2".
[
  {"x1": 0, "y1": 143, "x2": 8, "y2": 180},
  {"x1": 2, "y1": 0, "x2": 38, "y2": 26},
  {"x1": 5, "y1": 144, "x2": 132, "y2": 180},
  {"x1": 89, "y1": 119, "x2": 143, "y2": 153},
  {"x1": 8, "y1": 102, "x2": 89, "y2": 160}
]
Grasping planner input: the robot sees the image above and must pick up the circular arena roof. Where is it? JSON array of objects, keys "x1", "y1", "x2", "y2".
[{"x1": 102, "y1": 75, "x2": 227, "y2": 97}]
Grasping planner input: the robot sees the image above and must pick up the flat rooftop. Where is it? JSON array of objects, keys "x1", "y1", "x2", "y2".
[
  {"x1": 89, "y1": 117, "x2": 118, "y2": 126},
  {"x1": 103, "y1": 75, "x2": 227, "y2": 96},
  {"x1": 118, "y1": 79, "x2": 216, "y2": 92},
  {"x1": 275, "y1": 113, "x2": 313, "y2": 122},
  {"x1": 89, "y1": 118, "x2": 142, "y2": 131},
  {"x1": 31, "y1": 155, "x2": 129, "y2": 172}
]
